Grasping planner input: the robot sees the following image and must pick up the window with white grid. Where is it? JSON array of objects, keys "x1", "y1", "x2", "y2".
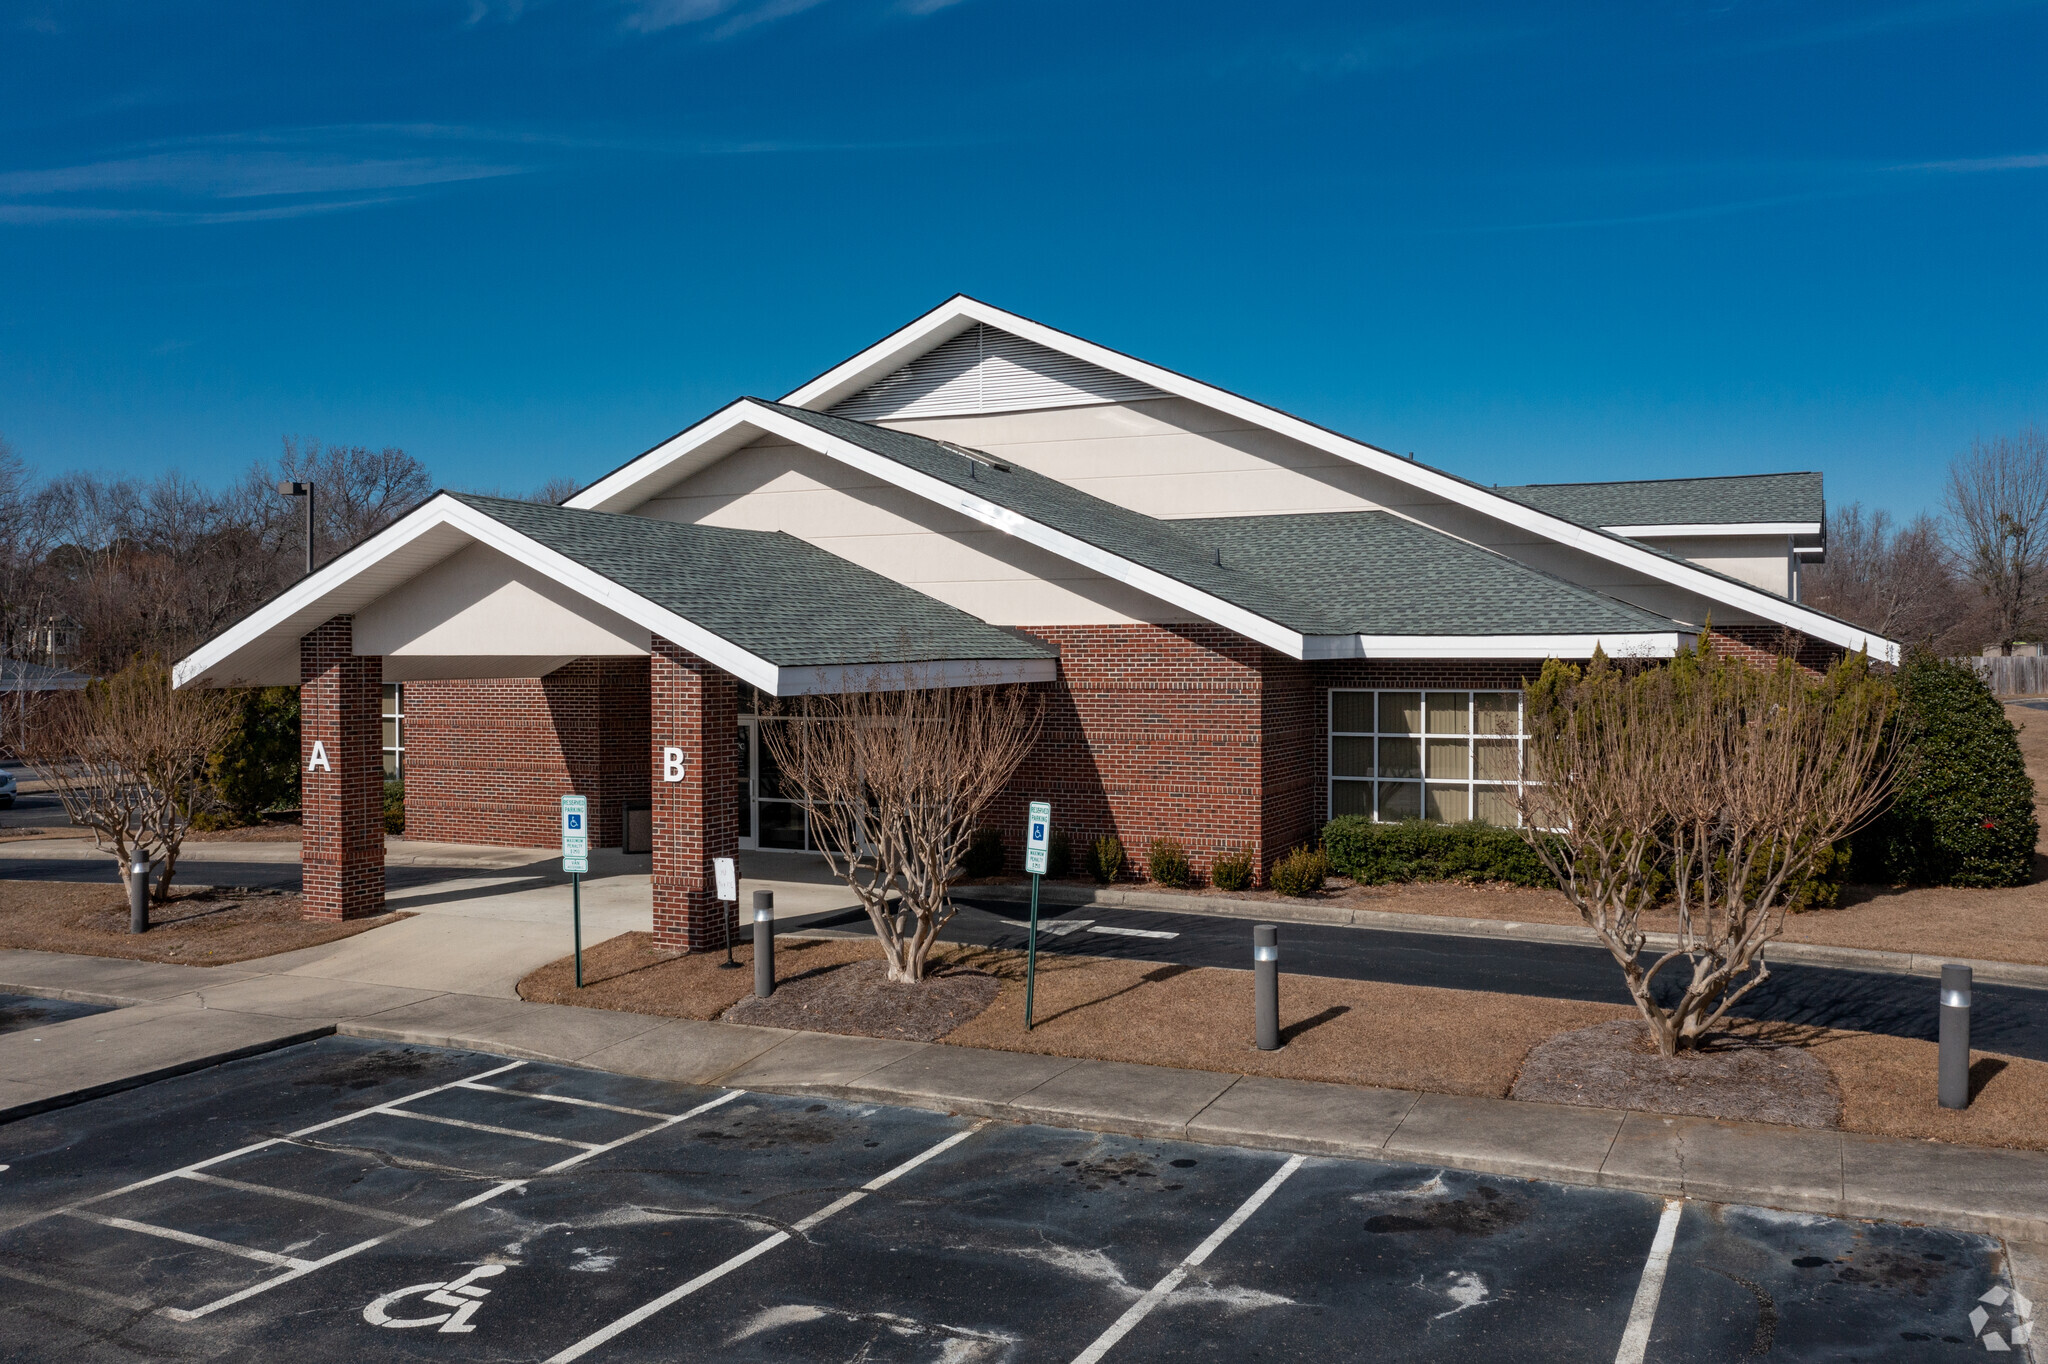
[
  {"x1": 1329, "y1": 689, "x2": 1529, "y2": 826},
  {"x1": 382, "y1": 683, "x2": 405, "y2": 779}
]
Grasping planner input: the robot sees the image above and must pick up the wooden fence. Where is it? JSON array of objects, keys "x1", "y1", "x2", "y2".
[{"x1": 1963, "y1": 655, "x2": 2048, "y2": 698}]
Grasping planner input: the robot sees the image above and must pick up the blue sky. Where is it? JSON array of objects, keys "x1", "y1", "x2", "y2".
[{"x1": 2, "y1": 0, "x2": 2043, "y2": 518}]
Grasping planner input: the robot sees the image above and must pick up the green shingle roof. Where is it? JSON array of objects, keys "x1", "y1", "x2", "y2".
[
  {"x1": 755, "y1": 405, "x2": 1685, "y2": 640},
  {"x1": 1494, "y1": 472, "x2": 1824, "y2": 529},
  {"x1": 1201, "y1": 512, "x2": 1684, "y2": 637},
  {"x1": 451, "y1": 493, "x2": 1055, "y2": 667}
]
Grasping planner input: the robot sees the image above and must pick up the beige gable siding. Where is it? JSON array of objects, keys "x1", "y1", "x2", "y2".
[
  {"x1": 1623, "y1": 535, "x2": 1793, "y2": 598},
  {"x1": 881, "y1": 399, "x2": 1773, "y2": 629},
  {"x1": 631, "y1": 436, "x2": 1199, "y2": 628}
]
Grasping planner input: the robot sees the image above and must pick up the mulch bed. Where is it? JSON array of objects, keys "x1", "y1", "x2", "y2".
[
  {"x1": 1511, "y1": 1018, "x2": 1843, "y2": 1128},
  {"x1": 723, "y1": 956, "x2": 1000, "y2": 1042},
  {"x1": 0, "y1": 878, "x2": 408, "y2": 965}
]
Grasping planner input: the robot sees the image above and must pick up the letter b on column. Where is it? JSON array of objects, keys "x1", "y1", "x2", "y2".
[{"x1": 662, "y1": 746, "x2": 686, "y2": 783}]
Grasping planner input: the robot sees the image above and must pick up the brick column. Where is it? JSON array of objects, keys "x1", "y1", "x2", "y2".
[
  {"x1": 650, "y1": 638, "x2": 737, "y2": 951},
  {"x1": 300, "y1": 617, "x2": 385, "y2": 921}
]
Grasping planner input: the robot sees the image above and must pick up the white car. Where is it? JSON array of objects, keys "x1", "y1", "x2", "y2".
[{"x1": 0, "y1": 770, "x2": 14, "y2": 808}]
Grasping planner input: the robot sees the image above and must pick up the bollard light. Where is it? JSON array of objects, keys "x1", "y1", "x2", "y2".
[
  {"x1": 1939, "y1": 963, "x2": 1972, "y2": 1110},
  {"x1": 1254, "y1": 923, "x2": 1279, "y2": 1051},
  {"x1": 128, "y1": 860, "x2": 150, "y2": 935},
  {"x1": 753, "y1": 890, "x2": 775, "y2": 1000}
]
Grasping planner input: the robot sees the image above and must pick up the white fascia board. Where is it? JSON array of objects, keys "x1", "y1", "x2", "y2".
[
  {"x1": 736, "y1": 403, "x2": 1309, "y2": 658},
  {"x1": 775, "y1": 657, "x2": 1059, "y2": 697},
  {"x1": 784, "y1": 298, "x2": 1894, "y2": 663},
  {"x1": 565, "y1": 402, "x2": 766, "y2": 514},
  {"x1": 175, "y1": 494, "x2": 790, "y2": 695},
  {"x1": 1607, "y1": 522, "x2": 1819, "y2": 538},
  {"x1": 1303, "y1": 632, "x2": 1692, "y2": 661}
]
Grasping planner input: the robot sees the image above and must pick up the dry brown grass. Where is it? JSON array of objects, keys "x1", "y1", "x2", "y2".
[
  {"x1": 0, "y1": 878, "x2": 406, "y2": 964},
  {"x1": 524, "y1": 934, "x2": 2048, "y2": 1151}
]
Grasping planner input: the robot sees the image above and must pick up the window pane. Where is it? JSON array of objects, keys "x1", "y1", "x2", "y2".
[
  {"x1": 1473, "y1": 785, "x2": 1518, "y2": 827},
  {"x1": 758, "y1": 728, "x2": 794, "y2": 800},
  {"x1": 1426, "y1": 784, "x2": 1469, "y2": 823},
  {"x1": 1332, "y1": 736, "x2": 1375, "y2": 778},
  {"x1": 382, "y1": 752, "x2": 400, "y2": 779},
  {"x1": 1377, "y1": 781, "x2": 1421, "y2": 821},
  {"x1": 1377, "y1": 736, "x2": 1421, "y2": 779},
  {"x1": 1331, "y1": 692, "x2": 1374, "y2": 734},
  {"x1": 1332, "y1": 779, "x2": 1372, "y2": 817},
  {"x1": 382, "y1": 683, "x2": 399, "y2": 714},
  {"x1": 1474, "y1": 691, "x2": 1520, "y2": 737},
  {"x1": 735, "y1": 727, "x2": 751, "y2": 782},
  {"x1": 1523, "y1": 784, "x2": 1564, "y2": 831},
  {"x1": 1425, "y1": 693, "x2": 1469, "y2": 735},
  {"x1": 1378, "y1": 691, "x2": 1421, "y2": 734},
  {"x1": 758, "y1": 800, "x2": 806, "y2": 848},
  {"x1": 1425, "y1": 737, "x2": 1469, "y2": 780},
  {"x1": 1474, "y1": 738, "x2": 1519, "y2": 782},
  {"x1": 382, "y1": 719, "x2": 399, "y2": 750},
  {"x1": 736, "y1": 784, "x2": 752, "y2": 839}
]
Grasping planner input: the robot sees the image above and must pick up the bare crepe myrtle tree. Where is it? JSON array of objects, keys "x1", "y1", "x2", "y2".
[
  {"x1": 1513, "y1": 639, "x2": 1902, "y2": 1056},
  {"x1": 20, "y1": 660, "x2": 237, "y2": 914},
  {"x1": 1946, "y1": 428, "x2": 2048, "y2": 653},
  {"x1": 759, "y1": 674, "x2": 1042, "y2": 984}
]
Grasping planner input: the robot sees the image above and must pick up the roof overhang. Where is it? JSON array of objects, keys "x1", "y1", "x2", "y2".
[
  {"x1": 175, "y1": 494, "x2": 1057, "y2": 696},
  {"x1": 1304, "y1": 632, "x2": 1694, "y2": 661},
  {"x1": 1605, "y1": 521, "x2": 1822, "y2": 538},
  {"x1": 770, "y1": 297, "x2": 1895, "y2": 664}
]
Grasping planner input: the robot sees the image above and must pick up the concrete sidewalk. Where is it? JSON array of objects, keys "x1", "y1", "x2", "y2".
[{"x1": 4, "y1": 945, "x2": 2048, "y2": 1260}]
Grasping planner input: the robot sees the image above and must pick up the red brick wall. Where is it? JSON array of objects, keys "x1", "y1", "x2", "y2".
[
  {"x1": 403, "y1": 658, "x2": 651, "y2": 849},
  {"x1": 300, "y1": 617, "x2": 384, "y2": 921},
  {"x1": 650, "y1": 639, "x2": 737, "y2": 952},
  {"x1": 1710, "y1": 623, "x2": 1843, "y2": 674}
]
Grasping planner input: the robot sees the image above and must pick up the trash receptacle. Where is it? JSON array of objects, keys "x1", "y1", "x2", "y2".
[{"x1": 621, "y1": 800, "x2": 653, "y2": 854}]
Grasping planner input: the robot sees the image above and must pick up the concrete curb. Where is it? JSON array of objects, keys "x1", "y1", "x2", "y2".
[
  {"x1": 965, "y1": 882, "x2": 2048, "y2": 989},
  {"x1": 0, "y1": 1023, "x2": 337, "y2": 1125}
]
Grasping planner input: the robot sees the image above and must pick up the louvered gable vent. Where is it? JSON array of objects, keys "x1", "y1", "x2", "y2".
[{"x1": 829, "y1": 323, "x2": 1166, "y2": 421}]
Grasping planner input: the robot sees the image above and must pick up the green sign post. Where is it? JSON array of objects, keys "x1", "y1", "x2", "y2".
[
  {"x1": 562, "y1": 795, "x2": 589, "y2": 988},
  {"x1": 1023, "y1": 800, "x2": 1051, "y2": 1030}
]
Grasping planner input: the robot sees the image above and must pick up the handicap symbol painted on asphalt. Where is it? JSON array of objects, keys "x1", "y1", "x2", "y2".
[{"x1": 363, "y1": 1263, "x2": 507, "y2": 1334}]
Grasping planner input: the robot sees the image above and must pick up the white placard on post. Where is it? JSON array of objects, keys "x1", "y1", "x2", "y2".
[
  {"x1": 714, "y1": 857, "x2": 737, "y2": 902},
  {"x1": 1024, "y1": 800, "x2": 1051, "y2": 876},
  {"x1": 561, "y1": 795, "x2": 589, "y2": 873}
]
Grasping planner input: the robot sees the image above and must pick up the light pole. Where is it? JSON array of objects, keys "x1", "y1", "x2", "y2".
[{"x1": 277, "y1": 481, "x2": 315, "y2": 575}]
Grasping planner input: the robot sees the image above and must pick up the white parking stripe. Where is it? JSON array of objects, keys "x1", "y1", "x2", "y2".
[
  {"x1": 1067, "y1": 1153, "x2": 1305, "y2": 1364},
  {"x1": 1614, "y1": 1199, "x2": 1685, "y2": 1364},
  {"x1": 545, "y1": 1122, "x2": 985, "y2": 1364},
  {"x1": 1086, "y1": 925, "x2": 1180, "y2": 940},
  {"x1": 380, "y1": 1108, "x2": 604, "y2": 1150},
  {"x1": 162, "y1": 1087, "x2": 747, "y2": 1323},
  {"x1": 176, "y1": 1171, "x2": 435, "y2": 1227},
  {"x1": 64, "y1": 1211, "x2": 315, "y2": 1270},
  {"x1": 452, "y1": 1080, "x2": 676, "y2": 1120}
]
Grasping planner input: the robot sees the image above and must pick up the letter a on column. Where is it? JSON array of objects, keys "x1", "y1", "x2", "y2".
[{"x1": 307, "y1": 740, "x2": 332, "y2": 773}]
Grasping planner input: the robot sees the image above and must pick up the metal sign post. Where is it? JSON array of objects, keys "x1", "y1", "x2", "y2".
[
  {"x1": 561, "y1": 796, "x2": 589, "y2": 988},
  {"x1": 1023, "y1": 800, "x2": 1051, "y2": 1030}
]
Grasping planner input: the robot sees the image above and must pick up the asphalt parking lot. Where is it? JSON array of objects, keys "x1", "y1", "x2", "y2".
[{"x1": 0, "y1": 1038, "x2": 2030, "y2": 1361}]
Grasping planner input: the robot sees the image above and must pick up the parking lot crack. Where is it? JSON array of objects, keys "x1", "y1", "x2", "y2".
[{"x1": 276, "y1": 1133, "x2": 520, "y2": 1184}]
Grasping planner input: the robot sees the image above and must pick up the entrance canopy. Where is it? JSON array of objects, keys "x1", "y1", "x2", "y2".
[{"x1": 174, "y1": 493, "x2": 1059, "y2": 695}]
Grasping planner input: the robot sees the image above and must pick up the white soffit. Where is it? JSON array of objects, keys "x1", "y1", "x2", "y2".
[
  {"x1": 828, "y1": 322, "x2": 1166, "y2": 420},
  {"x1": 1305, "y1": 632, "x2": 1692, "y2": 660},
  {"x1": 779, "y1": 297, "x2": 1897, "y2": 663},
  {"x1": 1608, "y1": 521, "x2": 1820, "y2": 538}
]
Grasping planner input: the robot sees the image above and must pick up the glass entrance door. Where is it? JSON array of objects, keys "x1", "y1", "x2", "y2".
[{"x1": 736, "y1": 719, "x2": 757, "y2": 850}]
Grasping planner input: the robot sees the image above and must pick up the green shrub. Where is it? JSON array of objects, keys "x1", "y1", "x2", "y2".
[
  {"x1": 1210, "y1": 846, "x2": 1255, "y2": 891},
  {"x1": 1852, "y1": 653, "x2": 2038, "y2": 887},
  {"x1": 960, "y1": 826, "x2": 1006, "y2": 878},
  {"x1": 1270, "y1": 845, "x2": 1330, "y2": 897},
  {"x1": 1146, "y1": 836, "x2": 1193, "y2": 888},
  {"x1": 1047, "y1": 828, "x2": 1073, "y2": 879},
  {"x1": 383, "y1": 779, "x2": 405, "y2": 835},
  {"x1": 1323, "y1": 816, "x2": 1558, "y2": 888},
  {"x1": 1090, "y1": 834, "x2": 1124, "y2": 884},
  {"x1": 209, "y1": 686, "x2": 300, "y2": 824}
]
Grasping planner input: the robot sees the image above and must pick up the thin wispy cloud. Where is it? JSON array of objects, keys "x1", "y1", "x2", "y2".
[{"x1": 1900, "y1": 152, "x2": 2048, "y2": 173}]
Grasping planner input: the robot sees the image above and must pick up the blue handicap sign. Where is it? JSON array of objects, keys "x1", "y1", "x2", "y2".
[
  {"x1": 567, "y1": 813, "x2": 582, "y2": 830},
  {"x1": 1032, "y1": 822, "x2": 1046, "y2": 841}
]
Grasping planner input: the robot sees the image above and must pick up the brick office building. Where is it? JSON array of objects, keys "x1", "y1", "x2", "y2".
[{"x1": 175, "y1": 297, "x2": 1896, "y2": 950}]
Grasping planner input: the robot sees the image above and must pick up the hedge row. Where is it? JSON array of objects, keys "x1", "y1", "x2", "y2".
[{"x1": 1322, "y1": 816, "x2": 1558, "y2": 888}]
